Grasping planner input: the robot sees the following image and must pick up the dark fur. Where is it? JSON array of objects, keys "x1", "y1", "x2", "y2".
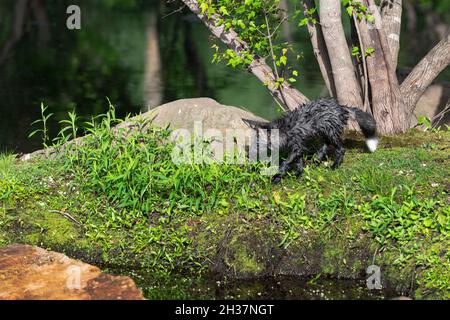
[{"x1": 244, "y1": 98, "x2": 377, "y2": 184}]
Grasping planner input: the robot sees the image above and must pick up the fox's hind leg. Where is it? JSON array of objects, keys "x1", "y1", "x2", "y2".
[{"x1": 295, "y1": 158, "x2": 305, "y2": 177}]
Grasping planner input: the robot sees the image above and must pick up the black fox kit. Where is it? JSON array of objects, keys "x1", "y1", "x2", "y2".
[{"x1": 244, "y1": 98, "x2": 378, "y2": 184}]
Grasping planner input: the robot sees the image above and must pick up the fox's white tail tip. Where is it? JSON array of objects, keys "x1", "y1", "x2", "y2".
[{"x1": 366, "y1": 137, "x2": 379, "y2": 153}]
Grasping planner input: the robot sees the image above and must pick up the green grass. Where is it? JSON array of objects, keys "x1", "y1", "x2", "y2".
[{"x1": 0, "y1": 105, "x2": 449, "y2": 299}]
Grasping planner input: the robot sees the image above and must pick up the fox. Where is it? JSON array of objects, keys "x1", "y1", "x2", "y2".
[{"x1": 243, "y1": 98, "x2": 378, "y2": 184}]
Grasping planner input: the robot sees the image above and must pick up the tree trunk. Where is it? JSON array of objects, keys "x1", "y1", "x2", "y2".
[
  {"x1": 183, "y1": 20, "x2": 210, "y2": 96},
  {"x1": 143, "y1": 11, "x2": 163, "y2": 111},
  {"x1": 381, "y1": 0, "x2": 402, "y2": 71},
  {"x1": 30, "y1": 0, "x2": 50, "y2": 47},
  {"x1": 319, "y1": 0, "x2": 363, "y2": 108},
  {"x1": 404, "y1": 0, "x2": 420, "y2": 56},
  {"x1": 0, "y1": 0, "x2": 28, "y2": 66},
  {"x1": 303, "y1": 0, "x2": 336, "y2": 98},
  {"x1": 279, "y1": 0, "x2": 294, "y2": 43},
  {"x1": 355, "y1": 2, "x2": 407, "y2": 134},
  {"x1": 356, "y1": 19, "x2": 394, "y2": 132},
  {"x1": 181, "y1": 0, "x2": 309, "y2": 110}
]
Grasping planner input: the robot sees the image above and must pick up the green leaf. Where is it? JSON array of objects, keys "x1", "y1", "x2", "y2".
[
  {"x1": 423, "y1": 218, "x2": 433, "y2": 228},
  {"x1": 219, "y1": 6, "x2": 229, "y2": 16},
  {"x1": 365, "y1": 47, "x2": 375, "y2": 57},
  {"x1": 237, "y1": 20, "x2": 246, "y2": 29},
  {"x1": 307, "y1": 7, "x2": 317, "y2": 15},
  {"x1": 200, "y1": 2, "x2": 208, "y2": 14},
  {"x1": 299, "y1": 18, "x2": 309, "y2": 26},
  {"x1": 346, "y1": 6, "x2": 354, "y2": 16}
]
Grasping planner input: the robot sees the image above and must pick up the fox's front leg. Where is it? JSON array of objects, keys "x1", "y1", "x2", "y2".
[
  {"x1": 314, "y1": 144, "x2": 328, "y2": 163},
  {"x1": 272, "y1": 148, "x2": 303, "y2": 184}
]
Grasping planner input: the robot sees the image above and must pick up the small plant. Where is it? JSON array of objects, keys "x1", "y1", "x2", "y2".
[
  {"x1": 58, "y1": 109, "x2": 80, "y2": 141},
  {"x1": 29, "y1": 103, "x2": 53, "y2": 148},
  {"x1": 417, "y1": 115, "x2": 433, "y2": 131}
]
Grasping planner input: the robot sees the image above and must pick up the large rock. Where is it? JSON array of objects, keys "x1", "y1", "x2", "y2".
[
  {"x1": 137, "y1": 98, "x2": 268, "y2": 157},
  {"x1": 0, "y1": 244, "x2": 144, "y2": 300},
  {"x1": 139, "y1": 97, "x2": 267, "y2": 133}
]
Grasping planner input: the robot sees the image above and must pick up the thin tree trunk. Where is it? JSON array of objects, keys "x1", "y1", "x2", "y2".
[
  {"x1": 303, "y1": 0, "x2": 336, "y2": 98},
  {"x1": 319, "y1": 0, "x2": 363, "y2": 108},
  {"x1": 183, "y1": 21, "x2": 210, "y2": 96},
  {"x1": 279, "y1": 0, "x2": 294, "y2": 43},
  {"x1": 368, "y1": 0, "x2": 407, "y2": 129},
  {"x1": 30, "y1": 0, "x2": 50, "y2": 47},
  {"x1": 423, "y1": 7, "x2": 449, "y2": 42},
  {"x1": 0, "y1": 0, "x2": 28, "y2": 66},
  {"x1": 144, "y1": 11, "x2": 163, "y2": 111},
  {"x1": 181, "y1": 0, "x2": 309, "y2": 110},
  {"x1": 356, "y1": 18, "x2": 396, "y2": 133},
  {"x1": 351, "y1": 14, "x2": 369, "y2": 112},
  {"x1": 404, "y1": 0, "x2": 419, "y2": 56},
  {"x1": 401, "y1": 31, "x2": 450, "y2": 115},
  {"x1": 381, "y1": 0, "x2": 402, "y2": 71}
]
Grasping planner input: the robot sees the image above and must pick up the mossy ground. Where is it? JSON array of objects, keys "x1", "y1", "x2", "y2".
[{"x1": 0, "y1": 128, "x2": 449, "y2": 299}]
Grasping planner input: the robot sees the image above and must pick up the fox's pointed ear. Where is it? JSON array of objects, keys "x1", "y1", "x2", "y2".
[{"x1": 242, "y1": 119, "x2": 270, "y2": 130}]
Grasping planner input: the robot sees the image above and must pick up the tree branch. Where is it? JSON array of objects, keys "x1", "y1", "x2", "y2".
[
  {"x1": 180, "y1": 0, "x2": 309, "y2": 110},
  {"x1": 401, "y1": 31, "x2": 450, "y2": 113},
  {"x1": 352, "y1": 13, "x2": 369, "y2": 111}
]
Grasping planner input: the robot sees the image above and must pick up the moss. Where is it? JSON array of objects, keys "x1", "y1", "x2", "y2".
[
  {"x1": 231, "y1": 247, "x2": 264, "y2": 274},
  {"x1": 0, "y1": 232, "x2": 8, "y2": 246},
  {"x1": 351, "y1": 259, "x2": 362, "y2": 274}
]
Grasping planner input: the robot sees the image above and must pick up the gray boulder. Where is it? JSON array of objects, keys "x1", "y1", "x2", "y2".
[
  {"x1": 131, "y1": 97, "x2": 267, "y2": 136},
  {"x1": 22, "y1": 98, "x2": 268, "y2": 161}
]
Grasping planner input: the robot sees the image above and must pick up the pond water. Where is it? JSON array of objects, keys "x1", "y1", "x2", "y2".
[
  {"x1": 0, "y1": 1, "x2": 442, "y2": 154},
  {"x1": 107, "y1": 269, "x2": 401, "y2": 300}
]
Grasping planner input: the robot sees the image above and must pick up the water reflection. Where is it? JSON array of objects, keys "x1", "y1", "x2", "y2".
[{"x1": 0, "y1": 0, "x2": 327, "y2": 153}]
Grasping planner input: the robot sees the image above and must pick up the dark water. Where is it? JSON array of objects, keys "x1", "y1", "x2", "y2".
[{"x1": 107, "y1": 269, "x2": 400, "y2": 300}]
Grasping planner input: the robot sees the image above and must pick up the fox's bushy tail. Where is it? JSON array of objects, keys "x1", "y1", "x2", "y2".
[{"x1": 345, "y1": 107, "x2": 378, "y2": 152}]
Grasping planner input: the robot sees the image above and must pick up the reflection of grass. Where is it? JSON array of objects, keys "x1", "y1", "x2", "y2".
[{"x1": 0, "y1": 106, "x2": 449, "y2": 299}]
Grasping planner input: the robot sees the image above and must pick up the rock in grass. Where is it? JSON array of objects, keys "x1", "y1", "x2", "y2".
[
  {"x1": 141, "y1": 97, "x2": 267, "y2": 135},
  {"x1": 0, "y1": 244, "x2": 144, "y2": 300},
  {"x1": 21, "y1": 97, "x2": 268, "y2": 161}
]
